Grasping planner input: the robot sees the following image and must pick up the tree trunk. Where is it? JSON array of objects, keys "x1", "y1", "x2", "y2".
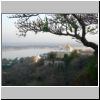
[{"x1": 81, "y1": 38, "x2": 98, "y2": 55}]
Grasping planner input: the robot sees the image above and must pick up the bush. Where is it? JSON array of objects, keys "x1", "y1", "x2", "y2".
[
  {"x1": 48, "y1": 52, "x2": 57, "y2": 60},
  {"x1": 64, "y1": 51, "x2": 79, "y2": 66},
  {"x1": 70, "y1": 55, "x2": 98, "y2": 86},
  {"x1": 64, "y1": 54, "x2": 70, "y2": 65},
  {"x1": 2, "y1": 54, "x2": 98, "y2": 86},
  {"x1": 2, "y1": 64, "x2": 12, "y2": 70}
]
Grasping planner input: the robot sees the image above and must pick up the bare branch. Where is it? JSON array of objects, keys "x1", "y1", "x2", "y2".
[
  {"x1": 9, "y1": 14, "x2": 39, "y2": 18},
  {"x1": 9, "y1": 13, "x2": 98, "y2": 53}
]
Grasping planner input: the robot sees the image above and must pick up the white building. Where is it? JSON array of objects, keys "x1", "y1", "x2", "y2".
[{"x1": 64, "y1": 44, "x2": 74, "y2": 52}]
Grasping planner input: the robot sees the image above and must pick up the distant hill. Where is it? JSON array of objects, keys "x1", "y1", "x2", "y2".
[{"x1": 2, "y1": 44, "x2": 59, "y2": 49}]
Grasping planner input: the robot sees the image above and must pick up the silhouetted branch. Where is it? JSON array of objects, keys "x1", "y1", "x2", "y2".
[{"x1": 9, "y1": 14, "x2": 98, "y2": 54}]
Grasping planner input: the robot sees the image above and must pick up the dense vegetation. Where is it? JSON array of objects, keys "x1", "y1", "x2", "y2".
[{"x1": 2, "y1": 51, "x2": 98, "y2": 86}]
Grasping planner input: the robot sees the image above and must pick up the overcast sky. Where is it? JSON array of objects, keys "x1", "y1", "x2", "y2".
[{"x1": 2, "y1": 14, "x2": 98, "y2": 47}]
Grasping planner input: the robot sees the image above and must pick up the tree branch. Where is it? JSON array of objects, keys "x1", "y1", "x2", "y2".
[
  {"x1": 72, "y1": 14, "x2": 86, "y2": 39},
  {"x1": 9, "y1": 14, "x2": 39, "y2": 18}
]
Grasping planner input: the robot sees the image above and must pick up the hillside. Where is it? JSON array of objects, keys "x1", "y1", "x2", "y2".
[{"x1": 2, "y1": 51, "x2": 98, "y2": 86}]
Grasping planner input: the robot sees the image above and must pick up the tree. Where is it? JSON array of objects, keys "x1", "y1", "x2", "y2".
[
  {"x1": 48, "y1": 52, "x2": 57, "y2": 65},
  {"x1": 10, "y1": 14, "x2": 98, "y2": 54}
]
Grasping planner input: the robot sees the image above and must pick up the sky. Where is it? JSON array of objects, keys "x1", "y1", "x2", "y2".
[{"x1": 2, "y1": 14, "x2": 98, "y2": 47}]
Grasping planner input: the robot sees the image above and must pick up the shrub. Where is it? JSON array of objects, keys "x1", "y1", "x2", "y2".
[
  {"x1": 64, "y1": 54, "x2": 70, "y2": 65},
  {"x1": 64, "y1": 50, "x2": 80, "y2": 65},
  {"x1": 70, "y1": 55, "x2": 98, "y2": 86},
  {"x1": 2, "y1": 54, "x2": 98, "y2": 86}
]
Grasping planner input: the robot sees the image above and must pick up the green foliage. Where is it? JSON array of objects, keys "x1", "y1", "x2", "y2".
[
  {"x1": 71, "y1": 21, "x2": 78, "y2": 29},
  {"x1": 48, "y1": 52, "x2": 57, "y2": 60},
  {"x1": 2, "y1": 54, "x2": 98, "y2": 86},
  {"x1": 2, "y1": 58, "x2": 18, "y2": 70},
  {"x1": 85, "y1": 55, "x2": 98, "y2": 82},
  {"x1": 69, "y1": 25, "x2": 73, "y2": 32},
  {"x1": 70, "y1": 50, "x2": 79, "y2": 57},
  {"x1": 2, "y1": 64, "x2": 12, "y2": 70},
  {"x1": 87, "y1": 26, "x2": 96, "y2": 33},
  {"x1": 64, "y1": 54, "x2": 71, "y2": 65},
  {"x1": 64, "y1": 50, "x2": 79, "y2": 66},
  {"x1": 70, "y1": 55, "x2": 98, "y2": 86},
  {"x1": 67, "y1": 23, "x2": 73, "y2": 32},
  {"x1": 42, "y1": 17, "x2": 49, "y2": 32}
]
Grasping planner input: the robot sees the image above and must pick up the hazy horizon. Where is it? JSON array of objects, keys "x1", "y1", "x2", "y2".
[{"x1": 2, "y1": 41, "x2": 84, "y2": 47}]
